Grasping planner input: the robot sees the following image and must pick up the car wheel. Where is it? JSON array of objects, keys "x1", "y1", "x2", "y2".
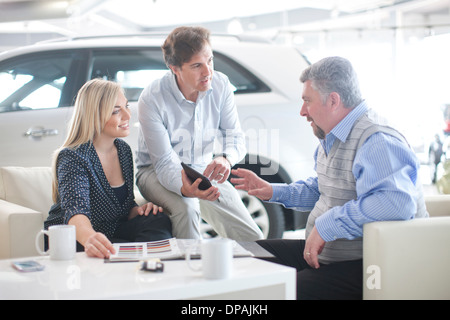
[
  {"x1": 238, "y1": 190, "x2": 285, "y2": 239},
  {"x1": 200, "y1": 190, "x2": 285, "y2": 239}
]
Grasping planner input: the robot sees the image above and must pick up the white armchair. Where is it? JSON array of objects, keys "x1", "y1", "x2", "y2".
[
  {"x1": 0, "y1": 166, "x2": 146, "y2": 260},
  {"x1": 363, "y1": 195, "x2": 450, "y2": 300},
  {"x1": 0, "y1": 166, "x2": 52, "y2": 259}
]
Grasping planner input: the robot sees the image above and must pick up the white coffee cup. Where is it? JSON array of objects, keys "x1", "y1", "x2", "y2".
[
  {"x1": 186, "y1": 238, "x2": 233, "y2": 280},
  {"x1": 35, "y1": 225, "x2": 76, "y2": 260}
]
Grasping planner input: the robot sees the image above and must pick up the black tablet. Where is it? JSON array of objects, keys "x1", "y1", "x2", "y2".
[{"x1": 181, "y1": 162, "x2": 212, "y2": 190}]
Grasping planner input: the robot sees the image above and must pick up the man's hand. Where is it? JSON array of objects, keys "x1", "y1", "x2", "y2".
[
  {"x1": 230, "y1": 168, "x2": 273, "y2": 201},
  {"x1": 303, "y1": 226, "x2": 326, "y2": 269},
  {"x1": 181, "y1": 169, "x2": 220, "y2": 201},
  {"x1": 203, "y1": 156, "x2": 231, "y2": 183}
]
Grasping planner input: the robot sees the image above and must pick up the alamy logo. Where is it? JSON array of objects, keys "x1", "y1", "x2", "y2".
[
  {"x1": 172, "y1": 128, "x2": 280, "y2": 175},
  {"x1": 66, "y1": 265, "x2": 81, "y2": 290},
  {"x1": 366, "y1": 265, "x2": 381, "y2": 290}
]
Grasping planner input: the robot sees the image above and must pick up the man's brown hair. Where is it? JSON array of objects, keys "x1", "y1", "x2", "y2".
[{"x1": 162, "y1": 26, "x2": 211, "y2": 68}]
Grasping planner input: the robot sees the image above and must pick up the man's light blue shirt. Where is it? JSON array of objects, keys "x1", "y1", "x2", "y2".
[
  {"x1": 136, "y1": 71, "x2": 246, "y2": 196},
  {"x1": 270, "y1": 101, "x2": 420, "y2": 241}
]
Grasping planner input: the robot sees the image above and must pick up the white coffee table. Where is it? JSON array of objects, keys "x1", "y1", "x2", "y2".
[{"x1": 0, "y1": 253, "x2": 295, "y2": 300}]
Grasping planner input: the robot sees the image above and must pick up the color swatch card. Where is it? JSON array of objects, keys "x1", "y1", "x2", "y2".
[
  {"x1": 108, "y1": 238, "x2": 182, "y2": 262},
  {"x1": 106, "y1": 238, "x2": 253, "y2": 263}
]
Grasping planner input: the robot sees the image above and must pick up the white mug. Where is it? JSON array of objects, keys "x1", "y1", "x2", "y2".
[
  {"x1": 186, "y1": 238, "x2": 233, "y2": 280},
  {"x1": 35, "y1": 225, "x2": 76, "y2": 260}
]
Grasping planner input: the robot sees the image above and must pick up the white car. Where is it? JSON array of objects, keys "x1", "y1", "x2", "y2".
[{"x1": 0, "y1": 34, "x2": 317, "y2": 238}]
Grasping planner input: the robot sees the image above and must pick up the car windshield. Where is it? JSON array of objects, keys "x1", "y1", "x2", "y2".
[
  {"x1": 0, "y1": 51, "x2": 75, "y2": 112},
  {"x1": 0, "y1": 47, "x2": 269, "y2": 113}
]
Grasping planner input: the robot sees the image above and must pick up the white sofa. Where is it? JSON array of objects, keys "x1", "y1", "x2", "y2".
[
  {"x1": 1, "y1": 166, "x2": 450, "y2": 299},
  {"x1": 0, "y1": 166, "x2": 145, "y2": 259}
]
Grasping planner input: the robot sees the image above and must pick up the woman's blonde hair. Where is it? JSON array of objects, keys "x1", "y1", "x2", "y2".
[{"x1": 51, "y1": 78, "x2": 123, "y2": 202}]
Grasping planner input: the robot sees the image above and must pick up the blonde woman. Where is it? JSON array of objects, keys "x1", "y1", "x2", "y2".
[{"x1": 44, "y1": 79, "x2": 172, "y2": 259}]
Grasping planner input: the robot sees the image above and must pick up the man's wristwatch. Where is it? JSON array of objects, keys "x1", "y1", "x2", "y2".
[{"x1": 215, "y1": 153, "x2": 231, "y2": 166}]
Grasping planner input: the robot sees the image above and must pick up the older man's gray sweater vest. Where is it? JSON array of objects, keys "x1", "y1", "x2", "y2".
[{"x1": 305, "y1": 110, "x2": 428, "y2": 264}]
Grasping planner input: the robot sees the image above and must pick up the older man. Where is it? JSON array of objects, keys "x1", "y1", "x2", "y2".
[{"x1": 231, "y1": 56, "x2": 428, "y2": 299}]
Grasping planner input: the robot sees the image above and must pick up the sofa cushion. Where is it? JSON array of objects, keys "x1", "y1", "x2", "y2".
[
  {"x1": 0, "y1": 167, "x2": 53, "y2": 218},
  {"x1": 425, "y1": 194, "x2": 450, "y2": 217},
  {"x1": 0, "y1": 200, "x2": 43, "y2": 259},
  {"x1": 363, "y1": 216, "x2": 450, "y2": 299}
]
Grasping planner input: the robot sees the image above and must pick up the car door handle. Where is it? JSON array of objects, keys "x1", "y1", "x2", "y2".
[{"x1": 24, "y1": 127, "x2": 59, "y2": 139}]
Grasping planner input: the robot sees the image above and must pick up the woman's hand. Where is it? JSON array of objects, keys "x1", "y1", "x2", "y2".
[
  {"x1": 128, "y1": 202, "x2": 163, "y2": 220},
  {"x1": 136, "y1": 202, "x2": 163, "y2": 216},
  {"x1": 84, "y1": 232, "x2": 116, "y2": 259},
  {"x1": 69, "y1": 214, "x2": 115, "y2": 259}
]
